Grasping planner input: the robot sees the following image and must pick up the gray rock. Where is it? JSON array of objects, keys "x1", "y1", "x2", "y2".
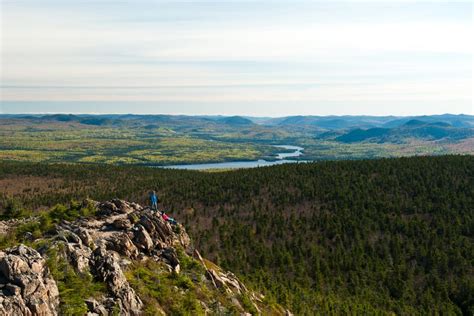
[
  {"x1": 4, "y1": 284, "x2": 21, "y2": 296},
  {"x1": 75, "y1": 227, "x2": 94, "y2": 247},
  {"x1": 97, "y1": 201, "x2": 118, "y2": 216},
  {"x1": 112, "y1": 199, "x2": 134, "y2": 214},
  {"x1": 108, "y1": 233, "x2": 139, "y2": 259},
  {"x1": 1, "y1": 199, "x2": 281, "y2": 316},
  {"x1": 130, "y1": 202, "x2": 141, "y2": 211},
  {"x1": 133, "y1": 225, "x2": 154, "y2": 252},
  {"x1": 112, "y1": 218, "x2": 132, "y2": 230},
  {"x1": 65, "y1": 242, "x2": 92, "y2": 273},
  {"x1": 0, "y1": 245, "x2": 59, "y2": 316},
  {"x1": 139, "y1": 214, "x2": 156, "y2": 234},
  {"x1": 91, "y1": 246, "x2": 143, "y2": 315},
  {"x1": 162, "y1": 247, "x2": 180, "y2": 270},
  {"x1": 85, "y1": 298, "x2": 108, "y2": 315}
]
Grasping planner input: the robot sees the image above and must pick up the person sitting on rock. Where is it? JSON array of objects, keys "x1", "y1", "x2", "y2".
[
  {"x1": 162, "y1": 212, "x2": 177, "y2": 225},
  {"x1": 149, "y1": 191, "x2": 158, "y2": 211}
]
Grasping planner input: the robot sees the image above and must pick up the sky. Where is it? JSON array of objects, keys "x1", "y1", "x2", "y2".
[{"x1": 0, "y1": 0, "x2": 472, "y2": 116}]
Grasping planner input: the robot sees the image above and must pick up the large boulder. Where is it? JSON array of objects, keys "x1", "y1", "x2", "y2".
[
  {"x1": 97, "y1": 201, "x2": 118, "y2": 216},
  {"x1": 111, "y1": 199, "x2": 134, "y2": 214},
  {"x1": 65, "y1": 242, "x2": 92, "y2": 273},
  {"x1": 133, "y1": 225, "x2": 154, "y2": 252},
  {"x1": 161, "y1": 247, "x2": 180, "y2": 273},
  {"x1": 112, "y1": 218, "x2": 132, "y2": 230},
  {"x1": 0, "y1": 245, "x2": 59, "y2": 316},
  {"x1": 108, "y1": 233, "x2": 139, "y2": 259}
]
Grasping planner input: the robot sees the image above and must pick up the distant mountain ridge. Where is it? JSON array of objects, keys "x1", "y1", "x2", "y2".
[
  {"x1": 2, "y1": 113, "x2": 472, "y2": 128},
  {"x1": 1, "y1": 114, "x2": 258, "y2": 128},
  {"x1": 215, "y1": 116, "x2": 254, "y2": 126},
  {"x1": 255, "y1": 114, "x2": 474, "y2": 129},
  {"x1": 336, "y1": 120, "x2": 474, "y2": 143},
  {"x1": 1, "y1": 113, "x2": 473, "y2": 149},
  {"x1": 262, "y1": 115, "x2": 397, "y2": 129}
]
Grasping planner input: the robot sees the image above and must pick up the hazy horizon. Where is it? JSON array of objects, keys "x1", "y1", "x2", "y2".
[
  {"x1": 1, "y1": 100, "x2": 473, "y2": 117},
  {"x1": 1, "y1": 108, "x2": 472, "y2": 119}
]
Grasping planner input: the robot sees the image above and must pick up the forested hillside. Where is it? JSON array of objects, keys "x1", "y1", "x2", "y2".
[{"x1": 0, "y1": 156, "x2": 473, "y2": 315}]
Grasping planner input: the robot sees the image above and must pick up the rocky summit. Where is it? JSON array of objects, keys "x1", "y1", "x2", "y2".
[{"x1": 0, "y1": 199, "x2": 291, "y2": 315}]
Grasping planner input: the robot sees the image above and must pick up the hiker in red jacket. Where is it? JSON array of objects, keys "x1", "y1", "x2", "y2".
[{"x1": 161, "y1": 212, "x2": 177, "y2": 225}]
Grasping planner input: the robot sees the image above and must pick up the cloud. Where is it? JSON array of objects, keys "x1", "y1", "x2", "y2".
[{"x1": 1, "y1": 0, "x2": 472, "y2": 114}]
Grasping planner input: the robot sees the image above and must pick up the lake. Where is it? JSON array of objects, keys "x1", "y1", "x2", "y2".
[{"x1": 163, "y1": 145, "x2": 306, "y2": 170}]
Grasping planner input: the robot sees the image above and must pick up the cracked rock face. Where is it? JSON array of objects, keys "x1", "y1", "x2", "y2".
[
  {"x1": 0, "y1": 245, "x2": 60, "y2": 316},
  {"x1": 91, "y1": 246, "x2": 143, "y2": 315}
]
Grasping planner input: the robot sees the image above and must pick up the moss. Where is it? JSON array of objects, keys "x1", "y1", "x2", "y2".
[{"x1": 128, "y1": 212, "x2": 140, "y2": 224}]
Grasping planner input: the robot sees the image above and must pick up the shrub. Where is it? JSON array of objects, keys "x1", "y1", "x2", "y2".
[{"x1": 46, "y1": 246, "x2": 106, "y2": 315}]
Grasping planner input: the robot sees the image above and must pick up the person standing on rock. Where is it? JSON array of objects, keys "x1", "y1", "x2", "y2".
[{"x1": 149, "y1": 191, "x2": 158, "y2": 211}]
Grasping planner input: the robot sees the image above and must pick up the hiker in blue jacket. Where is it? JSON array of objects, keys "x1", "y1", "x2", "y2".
[{"x1": 149, "y1": 191, "x2": 158, "y2": 211}]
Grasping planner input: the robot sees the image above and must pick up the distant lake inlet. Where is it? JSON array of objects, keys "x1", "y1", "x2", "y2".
[{"x1": 162, "y1": 145, "x2": 307, "y2": 170}]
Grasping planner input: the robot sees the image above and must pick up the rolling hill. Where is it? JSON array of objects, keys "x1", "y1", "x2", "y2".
[
  {"x1": 0, "y1": 114, "x2": 472, "y2": 165},
  {"x1": 336, "y1": 120, "x2": 474, "y2": 143}
]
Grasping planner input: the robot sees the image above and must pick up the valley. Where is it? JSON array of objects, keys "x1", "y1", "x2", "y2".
[{"x1": 0, "y1": 114, "x2": 472, "y2": 167}]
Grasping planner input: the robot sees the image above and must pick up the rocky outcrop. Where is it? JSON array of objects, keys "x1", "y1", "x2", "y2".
[
  {"x1": 0, "y1": 199, "x2": 290, "y2": 315},
  {"x1": 46, "y1": 199, "x2": 192, "y2": 315},
  {"x1": 0, "y1": 245, "x2": 59, "y2": 316},
  {"x1": 91, "y1": 246, "x2": 142, "y2": 315}
]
